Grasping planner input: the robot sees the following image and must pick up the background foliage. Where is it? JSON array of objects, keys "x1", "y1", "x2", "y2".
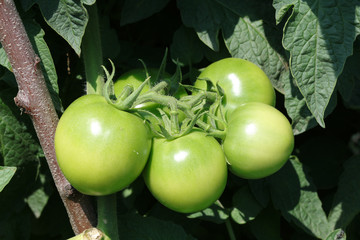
[{"x1": 0, "y1": 0, "x2": 360, "y2": 239}]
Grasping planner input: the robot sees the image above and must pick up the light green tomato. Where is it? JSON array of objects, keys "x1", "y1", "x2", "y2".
[
  {"x1": 54, "y1": 94, "x2": 152, "y2": 196},
  {"x1": 223, "y1": 102, "x2": 294, "y2": 179},
  {"x1": 195, "y1": 58, "x2": 276, "y2": 119},
  {"x1": 143, "y1": 130, "x2": 228, "y2": 213}
]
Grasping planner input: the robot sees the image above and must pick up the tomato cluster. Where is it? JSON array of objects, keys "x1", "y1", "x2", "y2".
[{"x1": 54, "y1": 58, "x2": 294, "y2": 213}]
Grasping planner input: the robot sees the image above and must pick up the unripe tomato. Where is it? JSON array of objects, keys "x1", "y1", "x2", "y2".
[
  {"x1": 223, "y1": 102, "x2": 294, "y2": 179},
  {"x1": 54, "y1": 94, "x2": 152, "y2": 196},
  {"x1": 143, "y1": 130, "x2": 228, "y2": 213},
  {"x1": 194, "y1": 58, "x2": 276, "y2": 118}
]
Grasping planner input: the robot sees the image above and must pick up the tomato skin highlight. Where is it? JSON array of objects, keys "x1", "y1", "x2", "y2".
[
  {"x1": 223, "y1": 102, "x2": 294, "y2": 179},
  {"x1": 194, "y1": 58, "x2": 276, "y2": 118},
  {"x1": 54, "y1": 94, "x2": 152, "y2": 196},
  {"x1": 143, "y1": 130, "x2": 228, "y2": 213}
]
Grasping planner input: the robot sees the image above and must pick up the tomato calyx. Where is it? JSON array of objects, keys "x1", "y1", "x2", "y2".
[
  {"x1": 101, "y1": 59, "x2": 226, "y2": 140},
  {"x1": 102, "y1": 61, "x2": 155, "y2": 111},
  {"x1": 184, "y1": 79, "x2": 228, "y2": 140}
]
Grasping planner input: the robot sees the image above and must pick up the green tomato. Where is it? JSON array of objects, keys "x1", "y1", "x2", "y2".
[
  {"x1": 194, "y1": 58, "x2": 276, "y2": 118},
  {"x1": 223, "y1": 102, "x2": 294, "y2": 179},
  {"x1": 54, "y1": 94, "x2": 152, "y2": 196},
  {"x1": 143, "y1": 130, "x2": 228, "y2": 213}
]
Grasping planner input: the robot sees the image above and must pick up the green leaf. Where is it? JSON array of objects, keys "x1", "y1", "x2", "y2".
[
  {"x1": 0, "y1": 86, "x2": 41, "y2": 233},
  {"x1": 0, "y1": 204, "x2": 32, "y2": 240},
  {"x1": 328, "y1": 156, "x2": 360, "y2": 230},
  {"x1": 26, "y1": 187, "x2": 50, "y2": 218},
  {"x1": 0, "y1": 46, "x2": 11, "y2": 71},
  {"x1": 178, "y1": 0, "x2": 287, "y2": 93},
  {"x1": 282, "y1": 68, "x2": 336, "y2": 134},
  {"x1": 338, "y1": 46, "x2": 360, "y2": 109},
  {"x1": 248, "y1": 178, "x2": 270, "y2": 208},
  {"x1": 325, "y1": 229, "x2": 346, "y2": 240},
  {"x1": 269, "y1": 157, "x2": 332, "y2": 239},
  {"x1": 26, "y1": 172, "x2": 53, "y2": 219},
  {"x1": 0, "y1": 166, "x2": 16, "y2": 192},
  {"x1": 118, "y1": 213, "x2": 196, "y2": 240},
  {"x1": 0, "y1": 90, "x2": 41, "y2": 167},
  {"x1": 120, "y1": 0, "x2": 171, "y2": 26},
  {"x1": 272, "y1": 0, "x2": 297, "y2": 25},
  {"x1": 230, "y1": 185, "x2": 263, "y2": 225},
  {"x1": 19, "y1": 0, "x2": 36, "y2": 11},
  {"x1": 187, "y1": 201, "x2": 229, "y2": 224},
  {"x1": 81, "y1": 0, "x2": 95, "y2": 5},
  {"x1": 170, "y1": 26, "x2": 204, "y2": 66},
  {"x1": 298, "y1": 136, "x2": 349, "y2": 190},
  {"x1": 249, "y1": 206, "x2": 282, "y2": 240},
  {"x1": 274, "y1": 0, "x2": 360, "y2": 127},
  {"x1": 100, "y1": 15, "x2": 121, "y2": 60},
  {"x1": 24, "y1": 18, "x2": 63, "y2": 112},
  {"x1": 36, "y1": 0, "x2": 88, "y2": 56}
]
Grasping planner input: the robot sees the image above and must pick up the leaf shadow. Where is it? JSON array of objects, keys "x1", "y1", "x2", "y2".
[{"x1": 268, "y1": 159, "x2": 329, "y2": 238}]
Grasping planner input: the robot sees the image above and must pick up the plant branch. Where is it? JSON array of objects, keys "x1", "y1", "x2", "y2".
[{"x1": 0, "y1": 0, "x2": 96, "y2": 234}]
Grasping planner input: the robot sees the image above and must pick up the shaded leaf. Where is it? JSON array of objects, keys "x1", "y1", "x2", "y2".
[
  {"x1": 269, "y1": 157, "x2": 332, "y2": 239},
  {"x1": 0, "y1": 90, "x2": 41, "y2": 167},
  {"x1": 19, "y1": 0, "x2": 36, "y2": 11},
  {"x1": 26, "y1": 172, "x2": 53, "y2": 218},
  {"x1": 118, "y1": 213, "x2": 197, "y2": 240},
  {"x1": 0, "y1": 88, "x2": 41, "y2": 223},
  {"x1": 36, "y1": 0, "x2": 88, "y2": 56},
  {"x1": 325, "y1": 229, "x2": 346, "y2": 240},
  {"x1": 0, "y1": 46, "x2": 11, "y2": 71},
  {"x1": 249, "y1": 206, "x2": 282, "y2": 240},
  {"x1": 0, "y1": 166, "x2": 16, "y2": 192},
  {"x1": 187, "y1": 201, "x2": 229, "y2": 224},
  {"x1": 297, "y1": 136, "x2": 349, "y2": 189},
  {"x1": 338, "y1": 46, "x2": 360, "y2": 109},
  {"x1": 24, "y1": 18, "x2": 63, "y2": 112},
  {"x1": 177, "y1": 0, "x2": 287, "y2": 93},
  {"x1": 170, "y1": 26, "x2": 204, "y2": 66},
  {"x1": 0, "y1": 205, "x2": 32, "y2": 240},
  {"x1": 248, "y1": 178, "x2": 270, "y2": 208},
  {"x1": 274, "y1": 0, "x2": 360, "y2": 126},
  {"x1": 27, "y1": 187, "x2": 50, "y2": 218},
  {"x1": 120, "y1": 0, "x2": 170, "y2": 26},
  {"x1": 328, "y1": 156, "x2": 360, "y2": 230},
  {"x1": 282, "y1": 68, "x2": 336, "y2": 134},
  {"x1": 230, "y1": 185, "x2": 263, "y2": 224},
  {"x1": 82, "y1": 0, "x2": 95, "y2": 5}
]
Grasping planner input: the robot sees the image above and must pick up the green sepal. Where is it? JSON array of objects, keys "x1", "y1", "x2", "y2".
[{"x1": 102, "y1": 59, "x2": 151, "y2": 111}]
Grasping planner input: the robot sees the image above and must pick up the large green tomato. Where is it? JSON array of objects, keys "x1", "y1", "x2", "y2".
[
  {"x1": 143, "y1": 130, "x2": 228, "y2": 213},
  {"x1": 223, "y1": 102, "x2": 294, "y2": 179},
  {"x1": 54, "y1": 94, "x2": 152, "y2": 196},
  {"x1": 194, "y1": 58, "x2": 276, "y2": 118}
]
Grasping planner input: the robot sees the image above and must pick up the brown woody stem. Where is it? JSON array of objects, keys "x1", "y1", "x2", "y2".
[{"x1": 0, "y1": 0, "x2": 96, "y2": 234}]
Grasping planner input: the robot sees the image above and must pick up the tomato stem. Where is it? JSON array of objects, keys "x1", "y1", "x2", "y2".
[
  {"x1": 217, "y1": 200, "x2": 237, "y2": 240},
  {"x1": 225, "y1": 219, "x2": 237, "y2": 240},
  {"x1": 82, "y1": 3, "x2": 104, "y2": 95},
  {"x1": 97, "y1": 194, "x2": 119, "y2": 240}
]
